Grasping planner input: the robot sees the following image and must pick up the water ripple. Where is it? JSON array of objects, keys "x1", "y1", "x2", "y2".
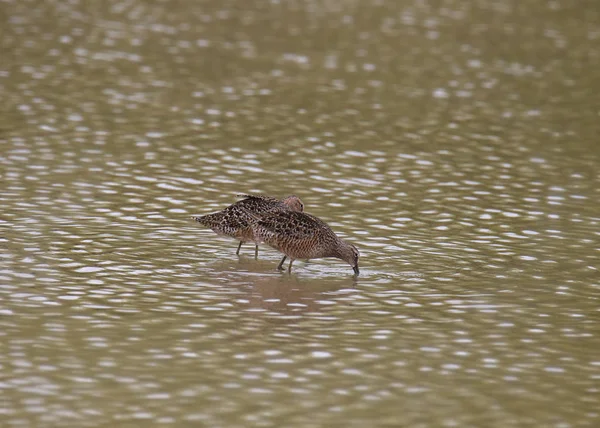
[{"x1": 2, "y1": 0, "x2": 599, "y2": 426}]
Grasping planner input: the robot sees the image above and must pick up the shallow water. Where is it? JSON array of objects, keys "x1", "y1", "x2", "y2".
[{"x1": 2, "y1": 0, "x2": 600, "y2": 426}]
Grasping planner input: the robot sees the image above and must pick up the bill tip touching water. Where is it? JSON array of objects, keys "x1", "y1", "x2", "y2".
[{"x1": 192, "y1": 194, "x2": 359, "y2": 275}]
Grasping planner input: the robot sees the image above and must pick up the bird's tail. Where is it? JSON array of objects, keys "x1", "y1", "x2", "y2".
[{"x1": 191, "y1": 212, "x2": 221, "y2": 227}]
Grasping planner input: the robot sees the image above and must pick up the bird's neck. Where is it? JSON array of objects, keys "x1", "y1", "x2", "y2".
[{"x1": 328, "y1": 238, "x2": 350, "y2": 259}]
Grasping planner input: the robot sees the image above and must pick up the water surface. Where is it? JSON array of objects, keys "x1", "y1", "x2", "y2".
[{"x1": 2, "y1": 0, "x2": 599, "y2": 426}]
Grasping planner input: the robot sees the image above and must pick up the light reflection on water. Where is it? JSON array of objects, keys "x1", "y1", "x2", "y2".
[
  {"x1": 3, "y1": 133, "x2": 598, "y2": 426},
  {"x1": 2, "y1": 0, "x2": 600, "y2": 426}
]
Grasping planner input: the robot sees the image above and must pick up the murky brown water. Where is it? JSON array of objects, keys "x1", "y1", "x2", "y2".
[{"x1": 2, "y1": 0, "x2": 599, "y2": 426}]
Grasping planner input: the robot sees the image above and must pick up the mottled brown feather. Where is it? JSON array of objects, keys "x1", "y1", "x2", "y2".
[
  {"x1": 252, "y1": 211, "x2": 360, "y2": 273},
  {"x1": 192, "y1": 194, "x2": 304, "y2": 253}
]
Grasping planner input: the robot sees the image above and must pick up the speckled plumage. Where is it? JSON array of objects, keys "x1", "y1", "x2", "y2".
[
  {"x1": 251, "y1": 211, "x2": 360, "y2": 274},
  {"x1": 192, "y1": 194, "x2": 304, "y2": 257}
]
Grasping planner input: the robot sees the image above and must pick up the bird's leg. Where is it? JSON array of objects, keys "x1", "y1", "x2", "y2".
[
  {"x1": 288, "y1": 259, "x2": 294, "y2": 272},
  {"x1": 277, "y1": 256, "x2": 287, "y2": 270},
  {"x1": 236, "y1": 241, "x2": 243, "y2": 255},
  {"x1": 254, "y1": 244, "x2": 259, "y2": 260}
]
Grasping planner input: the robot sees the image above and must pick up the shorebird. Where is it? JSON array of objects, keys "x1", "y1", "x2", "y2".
[
  {"x1": 192, "y1": 194, "x2": 304, "y2": 258},
  {"x1": 251, "y1": 210, "x2": 360, "y2": 275}
]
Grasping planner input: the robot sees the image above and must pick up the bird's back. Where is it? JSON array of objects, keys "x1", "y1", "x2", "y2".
[
  {"x1": 193, "y1": 194, "x2": 300, "y2": 241},
  {"x1": 253, "y1": 211, "x2": 337, "y2": 259},
  {"x1": 235, "y1": 194, "x2": 287, "y2": 214}
]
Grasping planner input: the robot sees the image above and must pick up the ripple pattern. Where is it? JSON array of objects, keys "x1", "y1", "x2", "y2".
[{"x1": 2, "y1": 0, "x2": 600, "y2": 426}]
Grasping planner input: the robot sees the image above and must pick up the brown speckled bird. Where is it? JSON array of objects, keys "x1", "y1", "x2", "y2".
[
  {"x1": 251, "y1": 211, "x2": 360, "y2": 275},
  {"x1": 192, "y1": 194, "x2": 304, "y2": 258}
]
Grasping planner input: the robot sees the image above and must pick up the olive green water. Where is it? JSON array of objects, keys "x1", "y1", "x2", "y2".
[{"x1": 2, "y1": 0, "x2": 599, "y2": 426}]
